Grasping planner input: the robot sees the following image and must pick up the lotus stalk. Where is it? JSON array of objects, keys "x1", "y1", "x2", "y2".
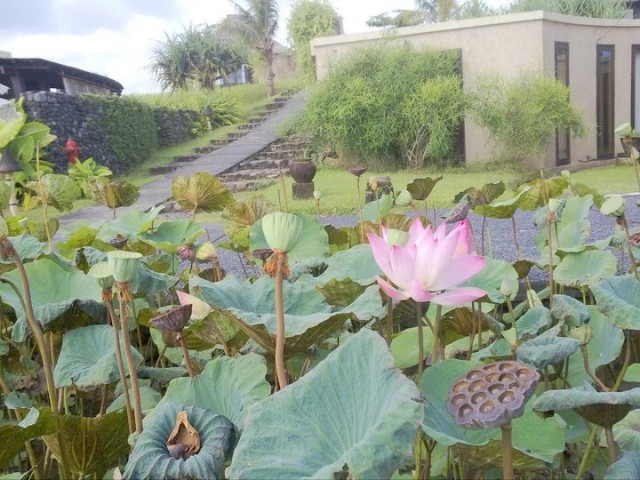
[
  {"x1": 349, "y1": 167, "x2": 367, "y2": 243},
  {"x1": 34, "y1": 144, "x2": 54, "y2": 250}
]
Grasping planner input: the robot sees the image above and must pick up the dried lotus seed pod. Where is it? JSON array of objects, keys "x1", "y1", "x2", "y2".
[
  {"x1": 447, "y1": 360, "x2": 540, "y2": 429},
  {"x1": 150, "y1": 304, "x2": 193, "y2": 332}
]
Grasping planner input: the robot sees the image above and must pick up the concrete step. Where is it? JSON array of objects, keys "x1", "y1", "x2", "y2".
[
  {"x1": 233, "y1": 158, "x2": 290, "y2": 171},
  {"x1": 219, "y1": 167, "x2": 284, "y2": 182},
  {"x1": 223, "y1": 179, "x2": 277, "y2": 192}
]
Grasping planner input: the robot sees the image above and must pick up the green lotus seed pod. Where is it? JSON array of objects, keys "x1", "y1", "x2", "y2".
[
  {"x1": 107, "y1": 250, "x2": 143, "y2": 283},
  {"x1": 88, "y1": 261, "x2": 114, "y2": 289},
  {"x1": 600, "y1": 194, "x2": 625, "y2": 217},
  {"x1": 313, "y1": 190, "x2": 323, "y2": 200},
  {"x1": 395, "y1": 189, "x2": 413, "y2": 207},
  {"x1": 196, "y1": 241, "x2": 217, "y2": 261},
  {"x1": 261, "y1": 212, "x2": 303, "y2": 253},
  {"x1": 385, "y1": 229, "x2": 409, "y2": 247},
  {"x1": 499, "y1": 278, "x2": 512, "y2": 299}
]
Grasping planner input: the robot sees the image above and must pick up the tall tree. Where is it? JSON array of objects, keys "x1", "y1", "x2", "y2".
[
  {"x1": 509, "y1": 0, "x2": 628, "y2": 18},
  {"x1": 288, "y1": 0, "x2": 340, "y2": 83},
  {"x1": 224, "y1": 0, "x2": 280, "y2": 96}
]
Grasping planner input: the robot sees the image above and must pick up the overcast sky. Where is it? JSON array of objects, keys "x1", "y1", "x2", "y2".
[{"x1": 1, "y1": 0, "x2": 510, "y2": 94}]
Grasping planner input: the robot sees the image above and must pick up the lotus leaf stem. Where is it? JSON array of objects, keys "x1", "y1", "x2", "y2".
[
  {"x1": 116, "y1": 283, "x2": 143, "y2": 434},
  {"x1": 613, "y1": 330, "x2": 633, "y2": 392},
  {"x1": 575, "y1": 425, "x2": 599, "y2": 480},
  {"x1": 0, "y1": 253, "x2": 58, "y2": 413},
  {"x1": 619, "y1": 216, "x2": 639, "y2": 280},
  {"x1": 501, "y1": 423, "x2": 514, "y2": 480},
  {"x1": 511, "y1": 217, "x2": 521, "y2": 258},
  {"x1": 413, "y1": 430, "x2": 423, "y2": 480},
  {"x1": 385, "y1": 295, "x2": 393, "y2": 346},
  {"x1": 34, "y1": 144, "x2": 53, "y2": 251},
  {"x1": 547, "y1": 215, "x2": 555, "y2": 308},
  {"x1": 416, "y1": 301, "x2": 424, "y2": 385},
  {"x1": 355, "y1": 176, "x2": 364, "y2": 243},
  {"x1": 604, "y1": 425, "x2": 617, "y2": 464},
  {"x1": 431, "y1": 305, "x2": 443, "y2": 363},
  {"x1": 104, "y1": 292, "x2": 135, "y2": 435},
  {"x1": 581, "y1": 345, "x2": 610, "y2": 392},
  {"x1": 274, "y1": 252, "x2": 289, "y2": 388},
  {"x1": 176, "y1": 332, "x2": 196, "y2": 377}
]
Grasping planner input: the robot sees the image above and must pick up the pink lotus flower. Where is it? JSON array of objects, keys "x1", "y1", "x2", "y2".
[{"x1": 368, "y1": 218, "x2": 487, "y2": 306}]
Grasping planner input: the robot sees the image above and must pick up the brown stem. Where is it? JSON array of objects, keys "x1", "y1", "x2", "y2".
[
  {"x1": 581, "y1": 345, "x2": 611, "y2": 392},
  {"x1": 432, "y1": 305, "x2": 443, "y2": 363},
  {"x1": 176, "y1": 332, "x2": 195, "y2": 377},
  {"x1": 117, "y1": 285, "x2": 143, "y2": 434},
  {"x1": 0, "y1": 242, "x2": 57, "y2": 413},
  {"x1": 416, "y1": 301, "x2": 424, "y2": 385},
  {"x1": 614, "y1": 330, "x2": 633, "y2": 392},
  {"x1": 605, "y1": 425, "x2": 618, "y2": 464},
  {"x1": 356, "y1": 176, "x2": 364, "y2": 243},
  {"x1": 385, "y1": 295, "x2": 394, "y2": 346},
  {"x1": 105, "y1": 294, "x2": 134, "y2": 435},
  {"x1": 501, "y1": 422, "x2": 514, "y2": 480},
  {"x1": 274, "y1": 253, "x2": 288, "y2": 388},
  {"x1": 511, "y1": 217, "x2": 521, "y2": 258},
  {"x1": 547, "y1": 217, "x2": 555, "y2": 308},
  {"x1": 620, "y1": 216, "x2": 639, "y2": 280}
]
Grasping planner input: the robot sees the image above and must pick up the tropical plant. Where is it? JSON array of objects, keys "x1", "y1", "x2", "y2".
[
  {"x1": 222, "y1": 0, "x2": 280, "y2": 96},
  {"x1": 67, "y1": 157, "x2": 112, "y2": 198},
  {"x1": 287, "y1": 0, "x2": 340, "y2": 83},
  {"x1": 510, "y1": 0, "x2": 628, "y2": 18}
]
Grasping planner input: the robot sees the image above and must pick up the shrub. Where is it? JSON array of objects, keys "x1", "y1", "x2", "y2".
[
  {"x1": 84, "y1": 95, "x2": 158, "y2": 169},
  {"x1": 293, "y1": 45, "x2": 462, "y2": 169},
  {"x1": 470, "y1": 72, "x2": 585, "y2": 164}
]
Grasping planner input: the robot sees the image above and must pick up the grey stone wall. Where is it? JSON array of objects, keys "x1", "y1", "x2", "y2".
[{"x1": 21, "y1": 91, "x2": 199, "y2": 173}]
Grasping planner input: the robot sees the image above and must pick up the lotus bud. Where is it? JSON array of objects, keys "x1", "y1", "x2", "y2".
[
  {"x1": 313, "y1": 190, "x2": 323, "y2": 200},
  {"x1": 395, "y1": 189, "x2": 413, "y2": 207},
  {"x1": 569, "y1": 325, "x2": 593, "y2": 345},
  {"x1": 548, "y1": 198, "x2": 566, "y2": 219},
  {"x1": 176, "y1": 245, "x2": 196, "y2": 262},
  {"x1": 107, "y1": 250, "x2": 143, "y2": 283},
  {"x1": 89, "y1": 261, "x2": 114, "y2": 289},
  {"x1": 261, "y1": 212, "x2": 303, "y2": 253},
  {"x1": 499, "y1": 278, "x2": 513, "y2": 299},
  {"x1": 385, "y1": 229, "x2": 410, "y2": 247},
  {"x1": 600, "y1": 194, "x2": 625, "y2": 218},
  {"x1": 109, "y1": 234, "x2": 128, "y2": 249},
  {"x1": 196, "y1": 241, "x2": 217, "y2": 261}
]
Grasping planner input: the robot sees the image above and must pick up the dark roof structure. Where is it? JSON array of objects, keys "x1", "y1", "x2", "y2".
[{"x1": 0, "y1": 57, "x2": 123, "y2": 98}]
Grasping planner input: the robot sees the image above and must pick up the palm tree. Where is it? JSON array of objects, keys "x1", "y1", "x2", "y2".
[{"x1": 224, "y1": 0, "x2": 280, "y2": 96}]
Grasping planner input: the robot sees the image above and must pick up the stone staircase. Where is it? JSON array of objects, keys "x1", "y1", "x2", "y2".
[{"x1": 148, "y1": 90, "x2": 302, "y2": 178}]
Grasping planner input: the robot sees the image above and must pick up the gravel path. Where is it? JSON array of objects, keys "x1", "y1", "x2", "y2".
[{"x1": 208, "y1": 194, "x2": 640, "y2": 282}]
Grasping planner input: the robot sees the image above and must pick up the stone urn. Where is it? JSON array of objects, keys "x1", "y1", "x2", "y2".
[
  {"x1": 289, "y1": 160, "x2": 317, "y2": 199},
  {"x1": 289, "y1": 160, "x2": 317, "y2": 183}
]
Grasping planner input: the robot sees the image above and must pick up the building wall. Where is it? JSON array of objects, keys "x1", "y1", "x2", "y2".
[{"x1": 311, "y1": 12, "x2": 640, "y2": 169}]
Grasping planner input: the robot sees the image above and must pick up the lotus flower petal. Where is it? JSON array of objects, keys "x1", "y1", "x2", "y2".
[{"x1": 176, "y1": 290, "x2": 212, "y2": 321}]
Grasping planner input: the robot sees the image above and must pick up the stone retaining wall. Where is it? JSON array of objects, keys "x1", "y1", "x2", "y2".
[{"x1": 21, "y1": 91, "x2": 198, "y2": 173}]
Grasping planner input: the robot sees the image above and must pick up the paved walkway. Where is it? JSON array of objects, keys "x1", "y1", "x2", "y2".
[{"x1": 59, "y1": 91, "x2": 308, "y2": 226}]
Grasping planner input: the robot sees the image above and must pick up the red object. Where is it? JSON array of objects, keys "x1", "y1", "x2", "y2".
[{"x1": 63, "y1": 139, "x2": 80, "y2": 164}]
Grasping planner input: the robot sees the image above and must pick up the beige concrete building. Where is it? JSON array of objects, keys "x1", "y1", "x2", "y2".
[{"x1": 310, "y1": 11, "x2": 640, "y2": 168}]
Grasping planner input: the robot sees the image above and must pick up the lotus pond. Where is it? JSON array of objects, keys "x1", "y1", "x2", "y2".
[{"x1": 2, "y1": 169, "x2": 640, "y2": 480}]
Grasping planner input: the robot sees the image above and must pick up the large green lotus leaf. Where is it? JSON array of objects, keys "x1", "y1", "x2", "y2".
[
  {"x1": 0, "y1": 258, "x2": 104, "y2": 342},
  {"x1": 172, "y1": 172, "x2": 234, "y2": 213},
  {"x1": 0, "y1": 233, "x2": 51, "y2": 265},
  {"x1": 44, "y1": 409, "x2": 129, "y2": 477},
  {"x1": 316, "y1": 278, "x2": 367, "y2": 306},
  {"x1": 26, "y1": 173, "x2": 81, "y2": 211},
  {"x1": 187, "y1": 310, "x2": 248, "y2": 352},
  {"x1": 551, "y1": 294, "x2": 590, "y2": 327},
  {"x1": 516, "y1": 336, "x2": 580, "y2": 369},
  {"x1": 591, "y1": 276, "x2": 640, "y2": 330},
  {"x1": 53, "y1": 324, "x2": 143, "y2": 390},
  {"x1": 107, "y1": 385, "x2": 161, "y2": 415},
  {"x1": 471, "y1": 338, "x2": 514, "y2": 361},
  {"x1": 250, "y1": 212, "x2": 329, "y2": 262},
  {"x1": 613, "y1": 410, "x2": 640, "y2": 452},
  {"x1": 227, "y1": 328, "x2": 423, "y2": 479},
  {"x1": 554, "y1": 250, "x2": 617, "y2": 287},
  {"x1": 566, "y1": 307, "x2": 623, "y2": 386},
  {"x1": 313, "y1": 244, "x2": 381, "y2": 285},
  {"x1": 535, "y1": 194, "x2": 593, "y2": 256},
  {"x1": 139, "y1": 219, "x2": 205, "y2": 254},
  {"x1": 420, "y1": 358, "x2": 564, "y2": 465},
  {"x1": 605, "y1": 451, "x2": 640, "y2": 480},
  {"x1": 390, "y1": 326, "x2": 434, "y2": 369},
  {"x1": 96, "y1": 205, "x2": 163, "y2": 242},
  {"x1": 516, "y1": 176, "x2": 569, "y2": 211},
  {"x1": 0, "y1": 408, "x2": 57, "y2": 469},
  {"x1": 362, "y1": 193, "x2": 393, "y2": 223},
  {"x1": 154, "y1": 353, "x2": 270, "y2": 431},
  {"x1": 515, "y1": 305, "x2": 552, "y2": 340},
  {"x1": 472, "y1": 186, "x2": 531, "y2": 218},
  {"x1": 463, "y1": 257, "x2": 518, "y2": 303},
  {"x1": 124, "y1": 402, "x2": 234, "y2": 480},
  {"x1": 0, "y1": 107, "x2": 26, "y2": 150},
  {"x1": 324, "y1": 224, "x2": 362, "y2": 253},
  {"x1": 624, "y1": 363, "x2": 640, "y2": 382},
  {"x1": 406, "y1": 176, "x2": 442, "y2": 200}
]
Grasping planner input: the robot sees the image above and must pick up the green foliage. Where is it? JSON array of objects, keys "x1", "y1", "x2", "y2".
[
  {"x1": 509, "y1": 0, "x2": 628, "y2": 18},
  {"x1": 84, "y1": 95, "x2": 158, "y2": 169},
  {"x1": 67, "y1": 157, "x2": 112, "y2": 198},
  {"x1": 287, "y1": 0, "x2": 340, "y2": 83},
  {"x1": 470, "y1": 71, "x2": 585, "y2": 163},
  {"x1": 294, "y1": 46, "x2": 461, "y2": 169}
]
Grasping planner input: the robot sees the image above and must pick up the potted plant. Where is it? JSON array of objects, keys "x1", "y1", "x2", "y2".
[{"x1": 615, "y1": 122, "x2": 640, "y2": 157}]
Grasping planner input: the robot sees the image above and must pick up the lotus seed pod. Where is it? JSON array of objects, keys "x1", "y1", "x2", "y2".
[
  {"x1": 569, "y1": 325, "x2": 593, "y2": 345},
  {"x1": 395, "y1": 189, "x2": 413, "y2": 207},
  {"x1": 600, "y1": 195, "x2": 625, "y2": 218},
  {"x1": 150, "y1": 304, "x2": 193, "y2": 333},
  {"x1": 313, "y1": 190, "x2": 323, "y2": 200},
  {"x1": 196, "y1": 241, "x2": 218, "y2": 261},
  {"x1": 499, "y1": 278, "x2": 513, "y2": 299},
  {"x1": 447, "y1": 360, "x2": 540, "y2": 429},
  {"x1": 88, "y1": 261, "x2": 114, "y2": 289},
  {"x1": 385, "y1": 229, "x2": 410, "y2": 247},
  {"x1": 261, "y1": 212, "x2": 303, "y2": 253},
  {"x1": 107, "y1": 250, "x2": 143, "y2": 283}
]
